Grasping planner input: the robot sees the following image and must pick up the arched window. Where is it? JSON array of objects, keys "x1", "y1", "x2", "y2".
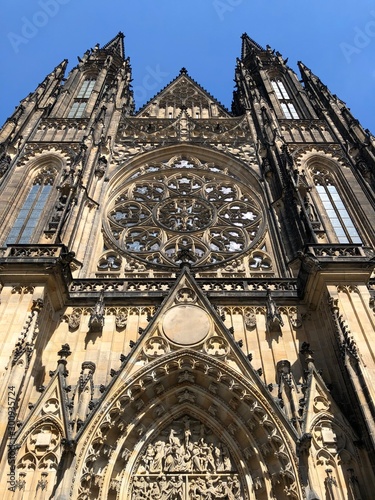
[
  {"x1": 271, "y1": 80, "x2": 299, "y2": 119},
  {"x1": 68, "y1": 77, "x2": 96, "y2": 118},
  {"x1": 6, "y1": 168, "x2": 55, "y2": 244},
  {"x1": 313, "y1": 169, "x2": 361, "y2": 244}
]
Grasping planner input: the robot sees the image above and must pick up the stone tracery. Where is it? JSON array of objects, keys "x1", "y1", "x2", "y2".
[{"x1": 105, "y1": 159, "x2": 264, "y2": 269}]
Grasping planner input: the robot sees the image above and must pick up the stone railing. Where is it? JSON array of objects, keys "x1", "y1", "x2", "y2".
[
  {"x1": 305, "y1": 245, "x2": 374, "y2": 259},
  {"x1": 69, "y1": 278, "x2": 298, "y2": 297},
  {"x1": 0, "y1": 245, "x2": 66, "y2": 259}
]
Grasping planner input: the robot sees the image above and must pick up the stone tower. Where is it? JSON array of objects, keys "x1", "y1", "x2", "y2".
[{"x1": 0, "y1": 32, "x2": 375, "y2": 499}]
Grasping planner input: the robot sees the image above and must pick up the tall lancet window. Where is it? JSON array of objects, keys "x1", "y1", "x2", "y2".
[
  {"x1": 313, "y1": 172, "x2": 361, "y2": 244},
  {"x1": 271, "y1": 80, "x2": 299, "y2": 119},
  {"x1": 6, "y1": 169, "x2": 55, "y2": 244},
  {"x1": 68, "y1": 77, "x2": 96, "y2": 118}
]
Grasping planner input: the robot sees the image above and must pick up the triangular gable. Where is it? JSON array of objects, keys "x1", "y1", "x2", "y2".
[
  {"x1": 303, "y1": 369, "x2": 359, "y2": 440},
  {"x1": 136, "y1": 69, "x2": 231, "y2": 118},
  {"x1": 78, "y1": 265, "x2": 297, "y2": 440},
  {"x1": 110, "y1": 265, "x2": 262, "y2": 381},
  {"x1": 15, "y1": 369, "x2": 71, "y2": 446}
]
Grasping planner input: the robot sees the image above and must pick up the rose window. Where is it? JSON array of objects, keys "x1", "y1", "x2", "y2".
[
  {"x1": 157, "y1": 197, "x2": 213, "y2": 232},
  {"x1": 105, "y1": 164, "x2": 264, "y2": 269}
]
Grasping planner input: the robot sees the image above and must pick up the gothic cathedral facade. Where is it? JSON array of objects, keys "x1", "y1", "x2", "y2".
[{"x1": 0, "y1": 32, "x2": 375, "y2": 499}]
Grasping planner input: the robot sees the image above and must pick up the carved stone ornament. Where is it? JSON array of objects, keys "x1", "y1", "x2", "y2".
[
  {"x1": 244, "y1": 311, "x2": 256, "y2": 330},
  {"x1": 0, "y1": 143, "x2": 11, "y2": 178},
  {"x1": 130, "y1": 416, "x2": 243, "y2": 499},
  {"x1": 313, "y1": 419, "x2": 345, "y2": 455},
  {"x1": 68, "y1": 309, "x2": 81, "y2": 331},
  {"x1": 266, "y1": 290, "x2": 284, "y2": 331},
  {"x1": 27, "y1": 424, "x2": 60, "y2": 457},
  {"x1": 115, "y1": 311, "x2": 128, "y2": 330},
  {"x1": 204, "y1": 336, "x2": 230, "y2": 358},
  {"x1": 143, "y1": 337, "x2": 169, "y2": 359},
  {"x1": 176, "y1": 287, "x2": 197, "y2": 303},
  {"x1": 41, "y1": 398, "x2": 60, "y2": 416},
  {"x1": 95, "y1": 155, "x2": 107, "y2": 178},
  {"x1": 89, "y1": 291, "x2": 105, "y2": 331},
  {"x1": 313, "y1": 395, "x2": 330, "y2": 413}
]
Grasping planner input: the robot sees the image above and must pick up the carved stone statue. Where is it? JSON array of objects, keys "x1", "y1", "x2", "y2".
[
  {"x1": 89, "y1": 291, "x2": 105, "y2": 331},
  {"x1": 266, "y1": 289, "x2": 284, "y2": 332}
]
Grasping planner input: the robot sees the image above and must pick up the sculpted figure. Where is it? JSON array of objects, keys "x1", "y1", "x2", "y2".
[
  {"x1": 151, "y1": 441, "x2": 164, "y2": 473},
  {"x1": 157, "y1": 475, "x2": 170, "y2": 498},
  {"x1": 169, "y1": 475, "x2": 184, "y2": 500},
  {"x1": 142, "y1": 443, "x2": 155, "y2": 472}
]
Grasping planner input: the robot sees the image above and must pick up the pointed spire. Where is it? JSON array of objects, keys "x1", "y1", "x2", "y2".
[
  {"x1": 298, "y1": 61, "x2": 318, "y2": 85},
  {"x1": 17, "y1": 58, "x2": 68, "y2": 109},
  {"x1": 241, "y1": 33, "x2": 265, "y2": 60},
  {"x1": 37, "y1": 59, "x2": 68, "y2": 89},
  {"x1": 102, "y1": 31, "x2": 125, "y2": 59},
  {"x1": 53, "y1": 58, "x2": 68, "y2": 78},
  {"x1": 298, "y1": 60, "x2": 344, "y2": 106}
]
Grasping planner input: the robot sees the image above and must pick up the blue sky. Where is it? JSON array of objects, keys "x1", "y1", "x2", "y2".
[{"x1": 1, "y1": 0, "x2": 374, "y2": 132}]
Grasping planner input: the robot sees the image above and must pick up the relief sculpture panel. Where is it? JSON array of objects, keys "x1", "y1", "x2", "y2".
[{"x1": 130, "y1": 415, "x2": 243, "y2": 499}]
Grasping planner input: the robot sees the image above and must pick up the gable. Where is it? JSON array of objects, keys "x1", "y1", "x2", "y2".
[{"x1": 137, "y1": 70, "x2": 231, "y2": 118}]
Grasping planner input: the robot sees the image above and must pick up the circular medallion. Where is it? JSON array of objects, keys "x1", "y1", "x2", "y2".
[{"x1": 162, "y1": 305, "x2": 210, "y2": 345}]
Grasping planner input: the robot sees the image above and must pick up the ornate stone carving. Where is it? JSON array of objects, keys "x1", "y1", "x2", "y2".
[
  {"x1": 204, "y1": 336, "x2": 230, "y2": 358},
  {"x1": 42, "y1": 398, "x2": 60, "y2": 416},
  {"x1": 244, "y1": 311, "x2": 256, "y2": 330},
  {"x1": 176, "y1": 287, "x2": 197, "y2": 303},
  {"x1": 27, "y1": 425, "x2": 60, "y2": 457},
  {"x1": 115, "y1": 310, "x2": 127, "y2": 330},
  {"x1": 11, "y1": 285, "x2": 35, "y2": 294},
  {"x1": 177, "y1": 390, "x2": 196, "y2": 403},
  {"x1": 97, "y1": 253, "x2": 122, "y2": 272},
  {"x1": 130, "y1": 416, "x2": 242, "y2": 498},
  {"x1": 69, "y1": 277, "x2": 298, "y2": 295},
  {"x1": 11, "y1": 300, "x2": 43, "y2": 368},
  {"x1": 0, "y1": 142, "x2": 11, "y2": 178},
  {"x1": 67, "y1": 309, "x2": 82, "y2": 330},
  {"x1": 177, "y1": 371, "x2": 195, "y2": 384},
  {"x1": 89, "y1": 291, "x2": 105, "y2": 331},
  {"x1": 143, "y1": 337, "x2": 169, "y2": 359},
  {"x1": 266, "y1": 290, "x2": 284, "y2": 332},
  {"x1": 95, "y1": 155, "x2": 107, "y2": 178}
]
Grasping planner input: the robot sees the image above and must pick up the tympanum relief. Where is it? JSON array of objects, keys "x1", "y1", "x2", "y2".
[{"x1": 130, "y1": 415, "x2": 243, "y2": 499}]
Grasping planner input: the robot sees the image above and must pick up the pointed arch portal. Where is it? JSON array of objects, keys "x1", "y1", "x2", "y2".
[{"x1": 75, "y1": 350, "x2": 300, "y2": 499}]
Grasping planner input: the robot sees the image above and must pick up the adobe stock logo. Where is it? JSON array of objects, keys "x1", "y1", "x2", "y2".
[
  {"x1": 133, "y1": 66, "x2": 169, "y2": 103},
  {"x1": 213, "y1": 0, "x2": 245, "y2": 21},
  {"x1": 7, "y1": 0, "x2": 72, "y2": 54},
  {"x1": 340, "y1": 11, "x2": 375, "y2": 63}
]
